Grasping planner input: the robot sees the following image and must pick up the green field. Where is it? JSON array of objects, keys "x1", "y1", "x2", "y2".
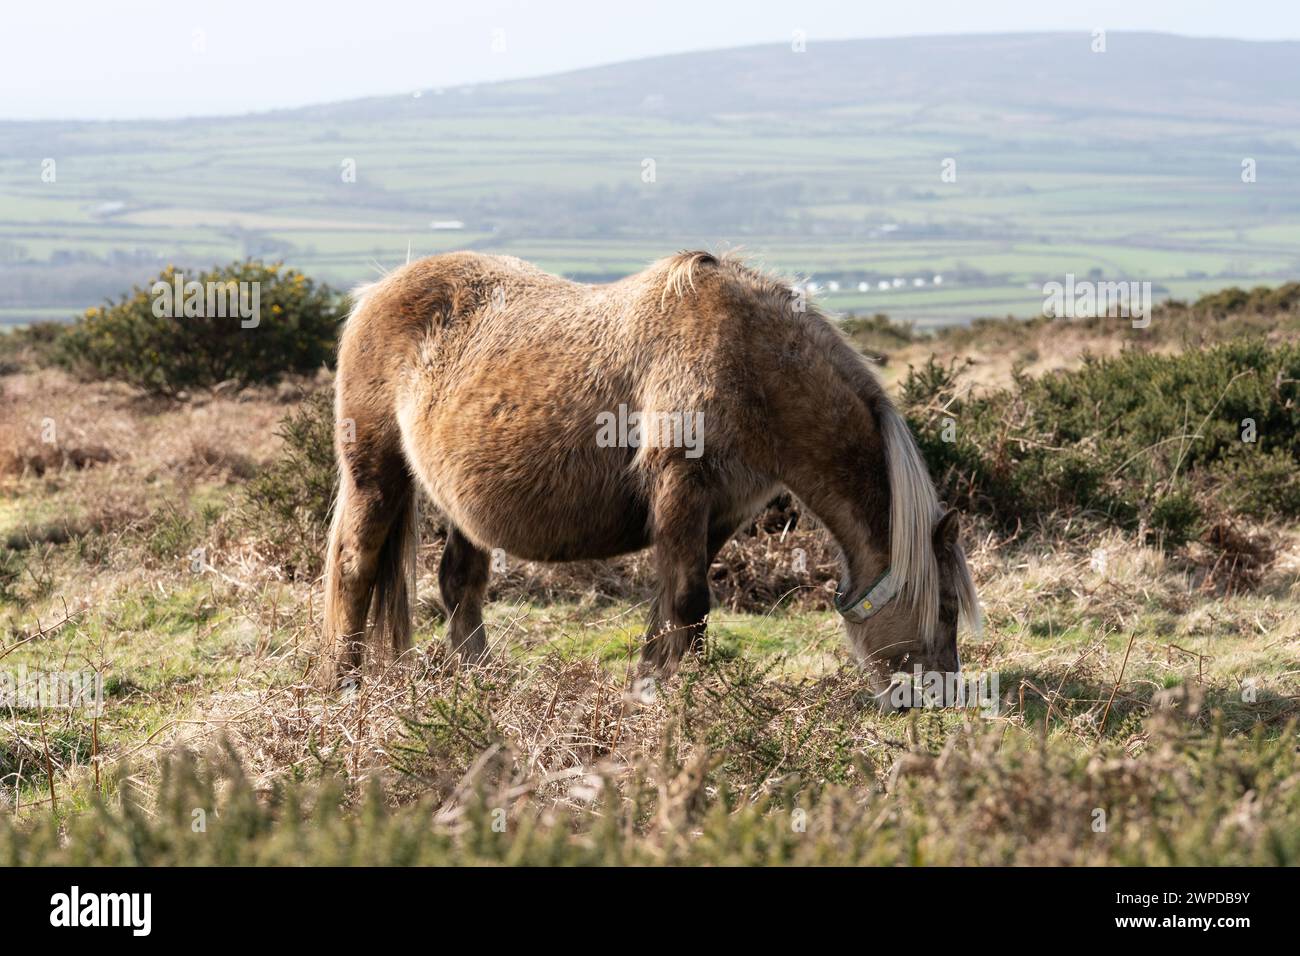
[{"x1": 2, "y1": 33, "x2": 1300, "y2": 325}]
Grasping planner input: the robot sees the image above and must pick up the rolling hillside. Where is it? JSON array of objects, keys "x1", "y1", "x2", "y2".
[
  {"x1": 303, "y1": 31, "x2": 1300, "y2": 122},
  {"x1": 2, "y1": 31, "x2": 1299, "y2": 325}
]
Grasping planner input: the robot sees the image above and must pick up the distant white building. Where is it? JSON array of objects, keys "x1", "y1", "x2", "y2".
[
  {"x1": 878, "y1": 280, "x2": 891, "y2": 291},
  {"x1": 429, "y1": 220, "x2": 464, "y2": 230},
  {"x1": 857, "y1": 281, "x2": 870, "y2": 292},
  {"x1": 913, "y1": 277, "x2": 926, "y2": 287},
  {"x1": 933, "y1": 274, "x2": 944, "y2": 285},
  {"x1": 827, "y1": 280, "x2": 840, "y2": 292},
  {"x1": 892, "y1": 278, "x2": 905, "y2": 288}
]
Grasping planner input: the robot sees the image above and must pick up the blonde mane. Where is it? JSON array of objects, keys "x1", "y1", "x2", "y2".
[{"x1": 876, "y1": 399, "x2": 981, "y2": 645}]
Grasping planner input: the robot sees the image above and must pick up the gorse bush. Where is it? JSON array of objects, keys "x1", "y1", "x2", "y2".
[
  {"x1": 57, "y1": 261, "x2": 345, "y2": 394},
  {"x1": 1193, "y1": 281, "x2": 1300, "y2": 318},
  {"x1": 839, "y1": 312, "x2": 916, "y2": 358},
  {"x1": 904, "y1": 341, "x2": 1300, "y2": 540},
  {"x1": 672, "y1": 653, "x2": 866, "y2": 789}
]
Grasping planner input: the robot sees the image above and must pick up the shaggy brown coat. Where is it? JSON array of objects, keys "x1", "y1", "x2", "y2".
[{"x1": 323, "y1": 251, "x2": 978, "y2": 698}]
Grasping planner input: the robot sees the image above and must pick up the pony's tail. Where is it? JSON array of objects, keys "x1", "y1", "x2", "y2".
[
  {"x1": 321, "y1": 482, "x2": 353, "y2": 676},
  {"x1": 321, "y1": 277, "x2": 421, "y2": 680},
  {"x1": 322, "y1": 461, "x2": 419, "y2": 676}
]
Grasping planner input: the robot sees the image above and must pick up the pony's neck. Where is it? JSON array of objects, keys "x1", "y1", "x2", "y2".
[
  {"x1": 759, "y1": 315, "x2": 906, "y2": 605},
  {"x1": 822, "y1": 496, "x2": 891, "y2": 601},
  {"x1": 776, "y1": 457, "x2": 894, "y2": 602}
]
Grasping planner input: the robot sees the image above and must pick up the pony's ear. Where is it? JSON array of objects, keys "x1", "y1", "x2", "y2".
[{"x1": 933, "y1": 508, "x2": 960, "y2": 554}]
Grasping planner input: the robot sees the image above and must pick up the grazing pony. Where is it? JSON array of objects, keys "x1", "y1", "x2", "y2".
[{"x1": 323, "y1": 251, "x2": 979, "y2": 700}]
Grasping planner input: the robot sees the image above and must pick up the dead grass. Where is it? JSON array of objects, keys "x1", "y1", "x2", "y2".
[{"x1": 0, "y1": 368, "x2": 295, "y2": 483}]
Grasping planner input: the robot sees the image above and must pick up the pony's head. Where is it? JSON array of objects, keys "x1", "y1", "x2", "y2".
[{"x1": 840, "y1": 508, "x2": 978, "y2": 700}]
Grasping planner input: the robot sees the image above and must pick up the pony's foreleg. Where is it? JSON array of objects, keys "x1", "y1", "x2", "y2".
[
  {"x1": 640, "y1": 471, "x2": 711, "y2": 676},
  {"x1": 438, "y1": 525, "x2": 490, "y2": 663}
]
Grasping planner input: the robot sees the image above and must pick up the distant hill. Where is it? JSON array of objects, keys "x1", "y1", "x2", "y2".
[{"x1": 294, "y1": 32, "x2": 1300, "y2": 125}]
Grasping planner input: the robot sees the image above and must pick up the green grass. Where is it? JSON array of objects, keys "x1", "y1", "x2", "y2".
[{"x1": 501, "y1": 601, "x2": 842, "y2": 672}]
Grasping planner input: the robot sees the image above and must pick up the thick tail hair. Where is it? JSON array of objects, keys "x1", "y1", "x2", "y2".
[
  {"x1": 322, "y1": 472, "x2": 419, "y2": 673},
  {"x1": 321, "y1": 277, "x2": 421, "y2": 676},
  {"x1": 371, "y1": 481, "x2": 419, "y2": 655}
]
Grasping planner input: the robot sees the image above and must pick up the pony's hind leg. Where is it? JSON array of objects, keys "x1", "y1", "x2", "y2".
[
  {"x1": 439, "y1": 525, "x2": 490, "y2": 663},
  {"x1": 640, "y1": 471, "x2": 712, "y2": 676}
]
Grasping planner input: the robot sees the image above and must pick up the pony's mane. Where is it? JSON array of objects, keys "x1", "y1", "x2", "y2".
[
  {"x1": 876, "y1": 399, "x2": 941, "y2": 641},
  {"x1": 656, "y1": 250, "x2": 793, "y2": 310},
  {"x1": 876, "y1": 399, "x2": 982, "y2": 646},
  {"x1": 661, "y1": 250, "x2": 718, "y2": 300}
]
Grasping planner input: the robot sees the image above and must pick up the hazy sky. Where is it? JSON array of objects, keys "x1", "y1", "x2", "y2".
[{"x1": 4, "y1": 0, "x2": 1298, "y2": 121}]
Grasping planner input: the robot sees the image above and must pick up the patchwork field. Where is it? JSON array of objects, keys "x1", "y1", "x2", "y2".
[{"x1": 4, "y1": 32, "x2": 1300, "y2": 328}]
